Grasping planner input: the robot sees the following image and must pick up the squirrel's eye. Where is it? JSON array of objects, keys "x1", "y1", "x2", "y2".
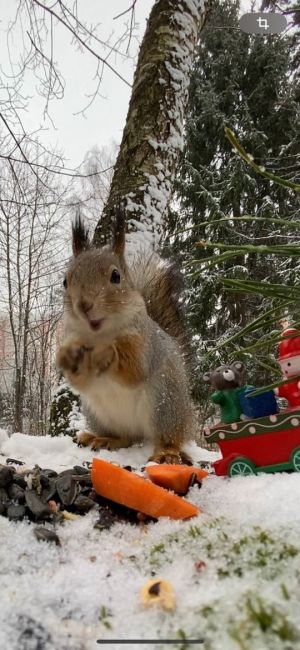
[
  {"x1": 63, "y1": 278, "x2": 68, "y2": 289},
  {"x1": 110, "y1": 269, "x2": 120, "y2": 284}
]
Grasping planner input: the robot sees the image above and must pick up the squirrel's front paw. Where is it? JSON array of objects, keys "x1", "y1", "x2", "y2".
[
  {"x1": 92, "y1": 344, "x2": 116, "y2": 375},
  {"x1": 56, "y1": 340, "x2": 92, "y2": 375},
  {"x1": 56, "y1": 340, "x2": 116, "y2": 388}
]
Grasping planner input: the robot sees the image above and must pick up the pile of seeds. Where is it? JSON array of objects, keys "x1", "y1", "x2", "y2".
[{"x1": 0, "y1": 459, "x2": 154, "y2": 546}]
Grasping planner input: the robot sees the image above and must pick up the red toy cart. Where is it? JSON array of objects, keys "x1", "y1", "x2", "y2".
[{"x1": 204, "y1": 408, "x2": 300, "y2": 477}]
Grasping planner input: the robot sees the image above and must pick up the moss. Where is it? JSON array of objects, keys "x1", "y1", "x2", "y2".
[
  {"x1": 224, "y1": 529, "x2": 299, "y2": 577},
  {"x1": 230, "y1": 628, "x2": 252, "y2": 650},
  {"x1": 200, "y1": 606, "x2": 215, "y2": 618},
  {"x1": 232, "y1": 535, "x2": 249, "y2": 554},
  {"x1": 247, "y1": 596, "x2": 298, "y2": 641},
  {"x1": 257, "y1": 530, "x2": 272, "y2": 544},
  {"x1": 149, "y1": 543, "x2": 166, "y2": 567},
  {"x1": 205, "y1": 541, "x2": 213, "y2": 556},
  {"x1": 246, "y1": 597, "x2": 274, "y2": 633},
  {"x1": 217, "y1": 567, "x2": 230, "y2": 578},
  {"x1": 98, "y1": 605, "x2": 113, "y2": 630},
  {"x1": 220, "y1": 530, "x2": 229, "y2": 541},
  {"x1": 279, "y1": 545, "x2": 298, "y2": 559},
  {"x1": 166, "y1": 533, "x2": 180, "y2": 544},
  {"x1": 280, "y1": 583, "x2": 290, "y2": 600},
  {"x1": 176, "y1": 628, "x2": 192, "y2": 650},
  {"x1": 229, "y1": 628, "x2": 250, "y2": 650},
  {"x1": 230, "y1": 596, "x2": 299, "y2": 647},
  {"x1": 196, "y1": 604, "x2": 219, "y2": 635},
  {"x1": 150, "y1": 543, "x2": 165, "y2": 554},
  {"x1": 188, "y1": 525, "x2": 202, "y2": 538}
]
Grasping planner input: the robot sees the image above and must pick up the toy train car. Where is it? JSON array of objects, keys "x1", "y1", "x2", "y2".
[{"x1": 204, "y1": 408, "x2": 300, "y2": 477}]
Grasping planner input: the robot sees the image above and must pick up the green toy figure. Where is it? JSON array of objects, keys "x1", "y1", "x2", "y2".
[{"x1": 203, "y1": 361, "x2": 248, "y2": 424}]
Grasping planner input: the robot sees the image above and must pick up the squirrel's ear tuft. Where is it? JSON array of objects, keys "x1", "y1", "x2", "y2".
[
  {"x1": 72, "y1": 211, "x2": 90, "y2": 257},
  {"x1": 112, "y1": 202, "x2": 126, "y2": 258}
]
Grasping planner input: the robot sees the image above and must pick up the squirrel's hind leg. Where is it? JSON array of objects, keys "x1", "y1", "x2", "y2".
[
  {"x1": 148, "y1": 447, "x2": 192, "y2": 465},
  {"x1": 77, "y1": 431, "x2": 134, "y2": 451},
  {"x1": 148, "y1": 423, "x2": 193, "y2": 464},
  {"x1": 149, "y1": 395, "x2": 193, "y2": 464},
  {"x1": 149, "y1": 396, "x2": 194, "y2": 465}
]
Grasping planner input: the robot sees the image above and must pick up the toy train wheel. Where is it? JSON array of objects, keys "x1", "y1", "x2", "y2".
[
  {"x1": 228, "y1": 457, "x2": 256, "y2": 477},
  {"x1": 291, "y1": 447, "x2": 300, "y2": 472}
]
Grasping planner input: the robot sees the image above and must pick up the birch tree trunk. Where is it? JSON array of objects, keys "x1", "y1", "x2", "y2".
[{"x1": 93, "y1": 0, "x2": 211, "y2": 253}]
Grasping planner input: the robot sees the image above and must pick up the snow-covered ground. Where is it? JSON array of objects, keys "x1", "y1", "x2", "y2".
[{"x1": 1, "y1": 431, "x2": 300, "y2": 650}]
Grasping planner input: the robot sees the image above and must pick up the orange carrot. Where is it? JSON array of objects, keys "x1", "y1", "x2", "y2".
[
  {"x1": 145, "y1": 464, "x2": 209, "y2": 495},
  {"x1": 91, "y1": 458, "x2": 200, "y2": 520}
]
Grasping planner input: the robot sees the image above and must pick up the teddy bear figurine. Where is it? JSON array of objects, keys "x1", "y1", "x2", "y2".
[
  {"x1": 203, "y1": 361, "x2": 247, "y2": 424},
  {"x1": 204, "y1": 361, "x2": 278, "y2": 424}
]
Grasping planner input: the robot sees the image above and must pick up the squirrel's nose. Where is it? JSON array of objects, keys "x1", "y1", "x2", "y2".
[{"x1": 79, "y1": 299, "x2": 93, "y2": 315}]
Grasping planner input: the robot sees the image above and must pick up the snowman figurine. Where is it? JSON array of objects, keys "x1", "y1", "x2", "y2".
[{"x1": 276, "y1": 328, "x2": 300, "y2": 407}]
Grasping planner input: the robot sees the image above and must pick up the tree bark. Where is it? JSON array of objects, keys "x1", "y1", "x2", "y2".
[{"x1": 93, "y1": 0, "x2": 211, "y2": 254}]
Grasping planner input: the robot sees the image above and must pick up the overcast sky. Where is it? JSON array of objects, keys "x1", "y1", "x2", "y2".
[
  {"x1": 0, "y1": 0, "x2": 154, "y2": 168},
  {"x1": 0, "y1": 0, "x2": 256, "y2": 169}
]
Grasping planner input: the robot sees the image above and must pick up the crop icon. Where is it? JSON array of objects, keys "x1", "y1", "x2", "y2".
[{"x1": 239, "y1": 13, "x2": 287, "y2": 35}]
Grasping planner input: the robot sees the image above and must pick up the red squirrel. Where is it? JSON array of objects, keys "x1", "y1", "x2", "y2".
[{"x1": 56, "y1": 206, "x2": 194, "y2": 464}]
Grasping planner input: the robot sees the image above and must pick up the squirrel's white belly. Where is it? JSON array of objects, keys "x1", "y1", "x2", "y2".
[{"x1": 83, "y1": 376, "x2": 153, "y2": 440}]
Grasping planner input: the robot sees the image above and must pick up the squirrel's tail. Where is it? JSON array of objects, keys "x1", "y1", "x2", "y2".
[{"x1": 131, "y1": 254, "x2": 192, "y2": 364}]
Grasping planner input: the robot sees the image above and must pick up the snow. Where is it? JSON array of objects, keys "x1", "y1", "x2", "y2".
[
  {"x1": 165, "y1": 61, "x2": 185, "y2": 84},
  {"x1": 182, "y1": 0, "x2": 206, "y2": 20},
  {"x1": 1, "y1": 432, "x2": 300, "y2": 649}
]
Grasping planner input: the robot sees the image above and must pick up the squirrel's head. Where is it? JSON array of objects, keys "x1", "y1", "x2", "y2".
[{"x1": 63, "y1": 205, "x2": 145, "y2": 337}]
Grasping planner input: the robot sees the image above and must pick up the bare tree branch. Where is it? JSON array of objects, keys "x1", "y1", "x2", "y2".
[{"x1": 32, "y1": 0, "x2": 132, "y2": 87}]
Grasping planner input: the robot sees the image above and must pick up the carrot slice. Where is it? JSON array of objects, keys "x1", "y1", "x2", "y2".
[
  {"x1": 91, "y1": 458, "x2": 200, "y2": 520},
  {"x1": 145, "y1": 464, "x2": 209, "y2": 495}
]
